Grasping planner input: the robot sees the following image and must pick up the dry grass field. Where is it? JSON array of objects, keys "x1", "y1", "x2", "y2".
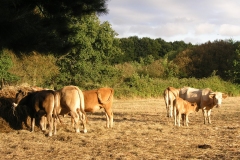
[{"x1": 0, "y1": 97, "x2": 239, "y2": 159}]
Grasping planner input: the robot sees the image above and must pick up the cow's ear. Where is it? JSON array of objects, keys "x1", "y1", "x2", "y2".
[
  {"x1": 23, "y1": 91, "x2": 28, "y2": 96},
  {"x1": 222, "y1": 94, "x2": 228, "y2": 99},
  {"x1": 209, "y1": 93, "x2": 215, "y2": 99}
]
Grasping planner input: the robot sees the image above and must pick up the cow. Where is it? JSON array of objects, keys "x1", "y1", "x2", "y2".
[
  {"x1": 179, "y1": 87, "x2": 227, "y2": 124},
  {"x1": 163, "y1": 87, "x2": 180, "y2": 118},
  {"x1": 14, "y1": 89, "x2": 55, "y2": 136},
  {"x1": 175, "y1": 97, "x2": 197, "y2": 127},
  {"x1": 83, "y1": 87, "x2": 114, "y2": 128},
  {"x1": 54, "y1": 85, "x2": 87, "y2": 134}
]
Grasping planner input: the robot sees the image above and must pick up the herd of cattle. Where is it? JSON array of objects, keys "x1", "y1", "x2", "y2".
[
  {"x1": 164, "y1": 86, "x2": 227, "y2": 127},
  {"x1": 12, "y1": 86, "x2": 114, "y2": 136},
  {"x1": 10, "y1": 85, "x2": 227, "y2": 137}
]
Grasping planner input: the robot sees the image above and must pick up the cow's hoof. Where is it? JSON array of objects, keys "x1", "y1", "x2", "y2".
[
  {"x1": 76, "y1": 129, "x2": 80, "y2": 133},
  {"x1": 83, "y1": 129, "x2": 87, "y2": 133}
]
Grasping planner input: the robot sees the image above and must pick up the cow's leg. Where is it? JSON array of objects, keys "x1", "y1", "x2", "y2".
[
  {"x1": 181, "y1": 114, "x2": 185, "y2": 126},
  {"x1": 105, "y1": 108, "x2": 113, "y2": 128},
  {"x1": 46, "y1": 113, "x2": 53, "y2": 136},
  {"x1": 31, "y1": 116, "x2": 35, "y2": 132},
  {"x1": 52, "y1": 113, "x2": 58, "y2": 135},
  {"x1": 173, "y1": 106, "x2": 177, "y2": 126},
  {"x1": 78, "y1": 109, "x2": 87, "y2": 133},
  {"x1": 207, "y1": 109, "x2": 212, "y2": 124},
  {"x1": 22, "y1": 105, "x2": 30, "y2": 129},
  {"x1": 38, "y1": 110, "x2": 47, "y2": 131},
  {"x1": 40, "y1": 116, "x2": 46, "y2": 131},
  {"x1": 164, "y1": 93, "x2": 170, "y2": 117},
  {"x1": 177, "y1": 112, "x2": 181, "y2": 127},
  {"x1": 169, "y1": 98, "x2": 173, "y2": 118},
  {"x1": 202, "y1": 109, "x2": 207, "y2": 124},
  {"x1": 185, "y1": 114, "x2": 189, "y2": 126},
  {"x1": 70, "y1": 111, "x2": 80, "y2": 133}
]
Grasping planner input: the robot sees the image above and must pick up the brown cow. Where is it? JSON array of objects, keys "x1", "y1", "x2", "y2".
[
  {"x1": 14, "y1": 89, "x2": 55, "y2": 136},
  {"x1": 179, "y1": 87, "x2": 227, "y2": 124},
  {"x1": 54, "y1": 85, "x2": 87, "y2": 134},
  {"x1": 83, "y1": 87, "x2": 114, "y2": 128},
  {"x1": 163, "y1": 87, "x2": 180, "y2": 118},
  {"x1": 175, "y1": 97, "x2": 197, "y2": 127}
]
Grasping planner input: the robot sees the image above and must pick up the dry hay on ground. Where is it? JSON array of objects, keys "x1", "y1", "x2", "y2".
[{"x1": 0, "y1": 97, "x2": 239, "y2": 159}]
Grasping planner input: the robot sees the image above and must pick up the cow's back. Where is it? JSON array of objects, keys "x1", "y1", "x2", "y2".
[
  {"x1": 33, "y1": 90, "x2": 55, "y2": 113},
  {"x1": 83, "y1": 88, "x2": 114, "y2": 112},
  {"x1": 201, "y1": 88, "x2": 212, "y2": 102},
  {"x1": 176, "y1": 97, "x2": 197, "y2": 114},
  {"x1": 179, "y1": 87, "x2": 202, "y2": 108},
  {"x1": 55, "y1": 86, "x2": 81, "y2": 114}
]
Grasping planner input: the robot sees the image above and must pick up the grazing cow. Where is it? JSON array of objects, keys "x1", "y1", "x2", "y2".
[
  {"x1": 163, "y1": 87, "x2": 180, "y2": 118},
  {"x1": 175, "y1": 97, "x2": 197, "y2": 127},
  {"x1": 179, "y1": 87, "x2": 227, "y2": 124},
  {"x1": 83, "y1": 87, "x2": 114, "y2": 128},
  {"x1": 15, "y1": 90, "x2": 55, "y2": 136},
  {"x1": 54, "y1": 86, "x2": 87, "y2": 134}
]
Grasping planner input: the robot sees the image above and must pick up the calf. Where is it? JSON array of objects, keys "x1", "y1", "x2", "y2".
[{"x1": 175, "y1": 97, "x2": 197, "y2": 127}]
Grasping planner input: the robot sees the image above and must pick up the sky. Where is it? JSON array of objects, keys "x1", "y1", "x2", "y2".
[{"x1": 99, "y1": 0, "x2": 240, "y2": 44}]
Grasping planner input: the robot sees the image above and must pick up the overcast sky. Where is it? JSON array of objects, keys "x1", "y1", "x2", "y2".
[{"x1": 99, "y1": 0, "x2": 240, "y2": 44}]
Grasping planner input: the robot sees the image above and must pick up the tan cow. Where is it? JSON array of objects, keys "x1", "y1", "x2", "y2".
[
  {"x1": 179, "y1": 87, "x2": 227, "y2": 124},
  {"x1": 83, "y1": 87, "x2": 114, "y2": 128},
  {"x1": 14, "y1": 89, "x2": 55, "y2": 136},
  {"x1": 175, "y1": 97, "x2": 197, "y2": 127},
  {"x1": 54, "y1": 85, "x2": 87, "y2": 134}
]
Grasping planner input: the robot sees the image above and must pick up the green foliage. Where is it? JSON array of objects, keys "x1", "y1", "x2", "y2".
[
  {"x1": 188, "y1": 40, "x2": 236, "y2": 80},
  {"x1": 10, "y1": 52, "x2": 59, "y2": 87},
  {"x1": 56, "y1": 14, "x2": 123, "y2": 89},
  {"x1": 119, "y1": 37, "x2": 192, "y2": 63},
  {"x1": 0, "y1": 50, "x2": 19, "y2": 85},
  {"x1": 114, "y1": 75, "x2": 240, "y2": 99},
  {"x1": 225, "y1": 44, "x2": 240, "y2": 83}
]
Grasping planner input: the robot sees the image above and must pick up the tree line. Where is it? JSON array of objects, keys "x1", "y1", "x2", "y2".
[{"x1": 0, "y1": 0, "x2": 240, "y2": 97}]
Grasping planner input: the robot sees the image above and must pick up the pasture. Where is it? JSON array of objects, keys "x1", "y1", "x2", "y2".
[{"x1": 0, "y1": 97, "x2": 239, "y2": 159}]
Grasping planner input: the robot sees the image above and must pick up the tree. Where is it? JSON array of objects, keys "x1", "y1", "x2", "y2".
[
  {"x1": 55, "y1": 14, "x2": 123, "y2": 89},
  {"x1": 225, "y1": 44, "x2": 240, "y2": 83},
  {"x1": 0, "y1": 0, "x2": 108, "y2": 54},
  {"x1": 189, "y1": 40, "x2": 235, "y2": 79}
]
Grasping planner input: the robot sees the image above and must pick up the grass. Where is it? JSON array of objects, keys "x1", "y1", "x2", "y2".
[{"x1": 0, "y1": 97, "x2": 239, "y2": 159}]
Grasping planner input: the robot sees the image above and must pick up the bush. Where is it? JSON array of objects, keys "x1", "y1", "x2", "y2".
[{"x1": 114, "y1": 75, "x2": 240, "y2": 99}]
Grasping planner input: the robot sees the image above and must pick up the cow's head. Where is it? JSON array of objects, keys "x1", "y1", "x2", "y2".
[
  {"x1": 12, "y1": 90, "x2": 29, "y2": 110},
  {"x1": 209, "y1": 92, "x2": 227, "y2": 108},
  {"x1": 15, "y1": 90, "x2": 28, "y2": 104}
]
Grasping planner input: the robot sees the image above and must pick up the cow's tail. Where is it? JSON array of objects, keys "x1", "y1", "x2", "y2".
[
  {"x1": 167, "y1": 87, "x2": 179, "y2": 98},
  {"x1": 75, "y1": 87, "x2": 88, "y2": 124},
  {"x1": 163, "y1": 88, "x2": 169, "y2": 109},
  {"x1": 53, "y1": 91, "x2": 63, "y2": 124},
  {"x1": 97, "y1": 88, "x2": 114, "y2": 105}
]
